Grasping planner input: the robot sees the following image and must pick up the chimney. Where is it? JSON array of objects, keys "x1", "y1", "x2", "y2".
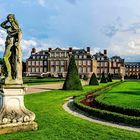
[
  {"x1": 69, "y1": 47, "x2": 72, "y2": 54},
  {"x1": 31, "y1": 48, "x2": 36, "y2": 55},
  {"x1": 48, "y1": 48, "x2": 52, "y2": 52},
  {"x1": 87, "y1": 47, "x2": 90, "y2": 53},
  {"x1": 104, "y1": 49, "x2": 107, "y2": 56}
]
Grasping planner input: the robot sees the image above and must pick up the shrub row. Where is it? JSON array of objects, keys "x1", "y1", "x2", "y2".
[
  {"x1": 94, "y1": 100, "x2": 140, "y2": 117},
  {"x1": 74, "y1": 95, "x2": 140, "y2": 127}
]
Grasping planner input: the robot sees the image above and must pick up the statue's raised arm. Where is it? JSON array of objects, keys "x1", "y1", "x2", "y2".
[{"x1": 1, "y1": 14, "x2": 23, "y2": 85}]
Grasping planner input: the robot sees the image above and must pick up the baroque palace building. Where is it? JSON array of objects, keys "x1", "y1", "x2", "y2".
[
  {"x1": 26, "y1": 47, "x2": 140, "y2": 78},
  {"x1": 26, "y1": 47, "x2": 96, "y2": 78}
]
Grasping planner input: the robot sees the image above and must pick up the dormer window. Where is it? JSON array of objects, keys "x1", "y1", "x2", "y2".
[
  {"x1": 79, "y1": 55, "x2": 82, "y2": 59},
  {"x1": 84, "y1": 55, "x2": 86, "y2": 59},
  {"x1": 101, "y1": 57, "x2": 104, "y2": 60},
  {"x1": 33, "y1": 56, "x2": 36, "y2": 59}
]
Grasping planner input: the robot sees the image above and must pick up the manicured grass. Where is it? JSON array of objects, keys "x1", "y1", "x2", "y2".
[
  {"x1": 23, "y1": 77, "x2": 64, "y2": 85},
  {"x1": 96, "y1": 80, "x2": 140, "y2": 109},
  {"x1": 0, "y1": 81, "x2": 139, "y2": 140}
]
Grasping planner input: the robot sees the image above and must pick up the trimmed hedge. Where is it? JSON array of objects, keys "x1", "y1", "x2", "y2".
[
  {"x1": 63, "y1": 55, "x2": 83, "y2": 90},
  {"x1": 100, "y1": 72, "x2": 107, "y2": 83},
  {"x1": 74, "y1": 95, "x2": 140, "y2": 127},
  {"x1": 89, "y1": 73, "x2": 99, "y2": 85},
  {"x1": 73, "y1": 81, "x2": 140, "y2": 127},
  {"x1": 94, "y1": 100, "x2": 140, "y2": 117}
]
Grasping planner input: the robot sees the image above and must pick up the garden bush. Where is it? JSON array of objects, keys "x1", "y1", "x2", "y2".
[
  {"x1": 63, "y1": 55, "x2": 83, "y2": 90},
  {"x1": 100, "y1": 72, "x2": 107, "y2": 83},
  {"x1": 89, "y1": 73, "x2": 99, "y2": 85}
]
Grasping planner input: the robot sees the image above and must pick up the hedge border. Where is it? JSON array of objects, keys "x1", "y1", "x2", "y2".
[{"x1": 73, "y1": 82, "x2": 140, "y2": 127}]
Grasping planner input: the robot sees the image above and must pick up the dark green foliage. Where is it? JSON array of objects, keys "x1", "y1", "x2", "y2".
[
  {"x1": 63, "y1": 55, "x2": 83, "y2": 90},
  {"x1": 89, "y1": 73, "x2": 99, "y2": 85},
  {"x1": 108, "y1": 73, "x2": 112, "y2": 82},
  {"x1": 100, "y1": 71, "x2": 107, "y2": 83},
  {"x1": 83, "y1": 75, "x2": 88, "y2": 81}
]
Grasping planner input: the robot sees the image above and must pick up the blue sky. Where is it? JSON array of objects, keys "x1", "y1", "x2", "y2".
[{"x1": 0, "y1": 0, "x2": 140, "y2": 61}]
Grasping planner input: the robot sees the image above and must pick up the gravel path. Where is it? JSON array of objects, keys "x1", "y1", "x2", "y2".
[
  {"x1": 26, "y1": 81, "x2": 88, "y2": 94},
  {"x1": 26, "y1": 83, "x2": 63, "y2": 94},
  {"x1": 63, "y1": 97, "x2": 140, "y2": 133}
]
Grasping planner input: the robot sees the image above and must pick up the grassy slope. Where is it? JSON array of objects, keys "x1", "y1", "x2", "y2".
[
  {"x1": 0, "y1": 81, "x2": 140, "y2": 140},
  {"x1": 96, "y1": 80, "x2": 140, "y2": 109}
]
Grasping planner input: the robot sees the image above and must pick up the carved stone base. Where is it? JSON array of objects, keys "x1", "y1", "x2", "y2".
[
  {"x1": 0, "y1": 84, "x2": 37, "y2": 134},
  {"x1": 0, "y1": 121, "x2": 38, "y2": 135}
]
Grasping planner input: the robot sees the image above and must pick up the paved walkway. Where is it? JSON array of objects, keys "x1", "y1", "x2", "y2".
[
  {"x1": 26, "y1": 83, "x2": 63, "y2": 94},
  {"x1": 26, "y1": 81, "x2": 88, "y2": 94},
  {"x1": 63, "y1": 97, "x2": 140, "y2": 133}
]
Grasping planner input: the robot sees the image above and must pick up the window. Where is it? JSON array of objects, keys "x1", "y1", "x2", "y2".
[
  {"x1": 36, "y1": 68, "x2": 39, "y2": 73},
  {"x1": 28, "y1": 68, "x2": 31, "y2": 72},
  {"x1": 56, "y1": 66, "x2": 59, "y2": 72},
  {"x1": 62, "y1": 52, "x2": 65, "y2": 57},
  {"x1": 56, "y1": 61, "x2": 59, "y2": 65},
  {"x1": 45, "y1": 56, "x2": 48, "y2": 59},
  {"x1": 56, "y1": 52, "x2": 59, "y2": 57},
  {"x1": 115, "y1": 69, "x2": 118, "y2": 73},
  {"x1": 79, "y1": 67, "x2": 82, "y2": 73},
  {"x1": 61, "y1": 61, "x2": 64, "y2": 65},
  {"x1": 87, "y1": 60, "x2": 91, "y2": 65},
  {"x1": 83, "y1": 60, "x2": 86, "y2": 65},
  {"x1": 79, "y1": 55, "x2": 82, "y2": 59},
  {"x1": 87, "y1": 67, "x2": 91, "y2": 72},
  {"x1": 32, "y1": 61, "x2": 35, "y2": 66},
  {"x1": 105, "y1": 62, "x2": 108, "y2": 67},
  {"x1": 44, "y1": 67, "x2": 47, "y2": 72},
  {"x1": 101, "y1": 62, "x2": 104, "y2": 67},
  {"x1": 51, "y1": 61, "x2": 54, "y2": 65},
  {"x1": 40, "y1": 61, "x2": 43, "y2": 66},
  {"x1": 40, "y1": 68, "x2": 43, "y2": 73},
  {"x1": 113, "y1": 62, "x2": 116, "y2": 67},
  {"x1": 83, "y1": 55, "x2": 86, "y2": 59},
  {"x1": 37, "y1": 56, "x2": 40, "y2": 59},
  {"x1": 51, "y1": 52, "x2": 55, "y2": 57},
  {"x1": 79, "y1": 60, "x2": 82, "y2": 65},
  {"x1": 33, "y1": 56, "x2": 36, "y2": 59},
  {"x1": 32, "y1": 68, "x2": 35, "y2": 72},
  {"x1": 101, "y1": 57, "x2": 104, "y2": 60},
  {"x1": 97, "y1": 57, "x2": 100, "y2": 60},
  {"x1": 51, "y1": 67, "x2": 54, "y2": 72},
  {"x1": 28, "y1": 61, "x2": 31, "y2": 66},
  {"x1": 61, "y1": 67, "x2": 64, "y2": 72},
  {"x1": 41, "y1": 56, "x2": 44, "y2": 59},
  {"x1": 83, "y1": 67, "x2": 86, "y2": 73},
  {"x1": 75, "y1": 55, "x2": 78, "y2": 59},
  {"x1": 44, "y1": 61, "x2": 47, "y2": 65},
  {"x1": 36, "y1": 61, "x2": 39, "y2": 66}
]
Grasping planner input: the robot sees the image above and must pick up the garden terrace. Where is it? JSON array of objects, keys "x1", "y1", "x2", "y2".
[{"x1": 0, "y1": 81, "x2": 140, "y2": 140}]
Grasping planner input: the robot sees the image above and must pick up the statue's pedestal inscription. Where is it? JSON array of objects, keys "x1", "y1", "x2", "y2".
[{"x1": 0, "y1": 85, "x2": 37, "y2": 134}]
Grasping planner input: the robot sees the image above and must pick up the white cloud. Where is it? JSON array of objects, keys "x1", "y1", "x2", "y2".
[{"x1": 37, "y1": 0, "x2": 46, "y2": 7}]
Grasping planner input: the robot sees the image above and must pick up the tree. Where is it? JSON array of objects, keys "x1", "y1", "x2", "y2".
[
  {"x1": 89, "y1": 73, "x2": 99, "y2": 85},
  {"x1": 63, "y1": 55, "x2": 83, "y2": 90},
  {"x1": 108, "y1": 73, "x2": 112, "y2": 82},
  {"x1": 100, "y1": 71, "x2": 107, "y2": 83}
]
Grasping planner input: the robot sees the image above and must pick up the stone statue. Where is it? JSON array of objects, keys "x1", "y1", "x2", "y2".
[
  {"x1": 0, "y1": 14, "x2": 22, "y2": 84},
  {"x1": 0, "y1": 14, "x2": 37, "y2": 134}
]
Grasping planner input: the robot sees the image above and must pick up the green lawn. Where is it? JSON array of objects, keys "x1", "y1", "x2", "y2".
[
  {"x1": 23, "y1": 77, "x2": 64, "y2": 85},
  {"x1": 0, "y1": 81, "x2": 140, "y2": 140},
  {"x1": 96, "y1": 80, "x2": 140, "y2": 109}
]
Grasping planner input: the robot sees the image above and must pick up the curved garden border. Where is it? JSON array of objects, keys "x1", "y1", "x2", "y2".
[{"x1": 73, "y1": 81, "x2": 140, "y2": 127}]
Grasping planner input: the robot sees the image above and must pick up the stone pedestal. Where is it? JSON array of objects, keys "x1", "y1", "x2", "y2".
[{"x1": 0, "y1": 84, "x2": 37, "y2": 134}]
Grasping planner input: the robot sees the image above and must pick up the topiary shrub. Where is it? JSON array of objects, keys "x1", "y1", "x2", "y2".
[
  {"x1": 100, "y1": 71, "x2": 107, "y2": 83},
  {"x1": 89, "y1": 73, "x2": 99, "y2": 85},
  {"x1": 83, "y1": 75, "x2": 89, "y2": 81},
  {"x1": 63, "y1": 55, "x2": 83, "y2": 90},
  {"x1": 108, "y1": 73, "x2": 112, "y2": 82}
]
